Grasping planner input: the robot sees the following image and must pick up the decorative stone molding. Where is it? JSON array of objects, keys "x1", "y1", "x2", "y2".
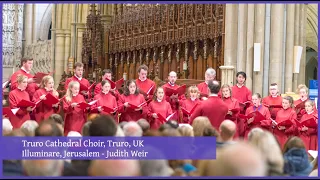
[
  {"x1": 2, "y1": 4, "x2": 24, "y2": 68},
  {"x1": 219, "y1": 65, "x2": 235, "y2": 86},
  {"x1": 24, "y1": 40, "x2": 52, "y2": 74}
]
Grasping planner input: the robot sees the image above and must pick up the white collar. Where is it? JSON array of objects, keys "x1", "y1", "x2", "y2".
[
  {"x1": 191, "y1": 97, "x2": 197, "y2": 101},
  {"x1": 72, "y1": 93, "x2": 78, "y2": 97},
  {"x1": 301, "y1": 97, "x2": 308, "y2": 101},
  {"x1": 271, "y1": 95, "x2": 278, "y2": 98},
  {"x1": 157, "y1": 98, "x2": 162, "y2": 102},
  {"x1": 138, "y1": 77, "x2": 147, "y2": 82},
  {"x1": 44, "y1": 87, "x2": 52, "y2": 92},
  {"x1": 168, "y1": 82, "x2": 175, "y2": 86},
  {"x1": 102, "y1": 91, "x2": 109, "y2": 95},
  {"x1": 307, "y1": 111, "x2": 314, "y2": 115},
  {"x1": 21, "y1": 67, "x2": 29, "y2": 74},
  {"x1": 74, "y1": 75, "x2": 82, "y2": 81},
  {"x1": 209, "y1": 94, "x2": 218, "y2": 97},
  {"x1": 237, "y1": 84, "x2": 244, "y2": 88},
  {"x1": 17, "y1": 86, "x2": 25, "y2": 91}
]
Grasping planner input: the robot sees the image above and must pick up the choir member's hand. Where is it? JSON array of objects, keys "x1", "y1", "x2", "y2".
[
  {"x1": 271, "y1": 119, "x2": 277, "y2": 126},
  {"x1": 152, "y1": 113, "x2": 158, "y2": 119},
  {"x1": 40, "y1": 95, "x2": 47, "y2": 100},
  {"x1": 52, "y1": 103, "x2": 59, "y2": 108},
  {"x1": 98, "y1": 106, "x2": 103, "y2": 112},
  {"x1": 301, "y1": 126, "x2": 308, "y2": 131},
  {"x1": 135, "y1": 106, "x2": 143, "y2": 111},
  {"x1": 278, "y1": 126, "x2": 286, "y2": 130},
  {"x1": 201, "y1": 97, "x2": 208, "y2": 101},
  {"x1": 227, "y1": 111, "x2": 233, "y2": 115},
  {"x1": 27, "y1": 78, "x2": 36, "y2": 84},
  {"x1": 86, "y1": 107, "x2": 90, "y2": 110},
  {"x1": 170, "y1": 94, "x2": 179, "y2": 99},
  {"x1": 71, "y1": 103, "x2": 78, "y2": 108},
  {"x1": 247, "y1": 117, "x2": 254, "y2": 124},
  {"x1": 26, "y1": 106, "x2": 34, "y2": 112},
  {"x1": 124, "y1": 102, "x2": 129, "y2": 108},
  {"x1": 110, "y1": 88, "x2": 116, "y2": 93}
]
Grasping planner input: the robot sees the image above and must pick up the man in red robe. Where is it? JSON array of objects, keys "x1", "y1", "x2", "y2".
[
  {"x1": 262, "y1": 83, "x2": 283, "y2": 120},
  {"x1": 93, "y1": 69, "x2": 120, "y2": 99},
  {"x1": 135, "y1": 65, "x2": 156, "y2": 101},
  {"x1": 64, "y1": 62, "x2": 91, "y2": 99},
  {"x1": 197, "y1": 68, "x2": 216, "y2": 100},
  {"x1": 162, "y1": 71, "x2": 186, "y2": 122},
  {"x1": 10, "y1": 58, "x2": 39, "y2": 99},
  {"x1": 190, "y1": 80, "x2": 228, "y2": 130}
]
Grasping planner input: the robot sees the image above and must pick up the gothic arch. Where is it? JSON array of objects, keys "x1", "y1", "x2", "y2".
[
  {"x1": 306, "y1": 55, "x2": 318, "y2": 86},
  {"x1": 306, "y1": 4, "x2": 318, "y2": 52},
  {"x1": 39, "y1": 4, "x2": 53, "y2": 40}
]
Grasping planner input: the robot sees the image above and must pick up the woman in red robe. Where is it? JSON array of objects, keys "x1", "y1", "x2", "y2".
[
  {"x1": 273, "y1": 96, "x2": 298, "y2": 149},
  {"x1": 262, "y1": 83, "x2": 282, "y2": 120},
  {"x1": 220, "y1": 84, "x2": 241, "y2": 139},
  {"x1": 294, "y1": 84, "x2": 309, "y2": 121},
  {"x1": 180, "y1": 86, "x2": 200, "y2": 124},
  {"x1": 118, "y1": 80, "x2": 147, "y2": 122},
  {"x1": 244, "y1": 93, "x2": 271, "y2": 139},
  {"x1": 8, "y1": 74, "x2": 34, "y2": 129},
  {"x1": 298, "y1": 100, "x2": 318, "y2": 150},
  {"x1": 92, "y1": 80, "x2": 118, "y2": 120},
  {"x1": 231, "y1": 72, "x2": 252, "y2": 114},
  {"x1": 62, "y1": 81, "x2": 87, "y2": 136},
  {"x1": 147, "y1": 87, "x2": 173, "y2": 129},
  {"x1": 32, "y1": 75, "x2": 60, "y2": 123}
]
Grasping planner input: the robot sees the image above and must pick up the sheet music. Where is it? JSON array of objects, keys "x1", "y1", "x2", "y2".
[
  {"x1": 88, "y1": 100, "x2": 98, "y2": 106},
  {"x1": 308, "y1": 150, "x2": 318, "y2": 159},
  {"x1": 2, "y1": 81, "x2": 9, "y2": 89},
  {"x1": 11, "y1": 108, "x2": 20, "y2": 115}
]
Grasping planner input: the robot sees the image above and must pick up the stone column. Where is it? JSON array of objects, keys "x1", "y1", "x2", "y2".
[
  {"x1": 269, "y1": 4, "x2": 285, "y2": 91},
  {"x1": 32, "y1": 4, "x2": 37, "y2": 43},
  {"x1": 221, "y1": 4, "x2": 238, "y2": 85},
  {"x1": 246, "y1": 4, "x2": 255, "y2": 91},
  {"x1": 70, "y1": 4, "x2": 76, "y2": 59},
  {"x1": 64, "y1": 33, "x2": 71, "y2": 72},
  {"x1": 54, "y1": 31, "x2": 65, "y2": 88},
  {"x1": 293, "y1": 4, "x2": 300, "y2": 91},
  {"x1": 76, "y1": 23, "x2": 86, "y2": 62},
  {"x1": 298, "y1": 4, "x2": 306, "y2": 85},
  {"x1": 237, "y1": 4, "x2": 248, "y2": 73},
  {"x1": 285, "y1": 4, "x2": 295, "y2": 92},
  {"x1": 253, "y1": 4, "x2": 265, "y2": 95},
  {"x1": 220, "y1": 66, "x2": 236, "y2": 86},
  {"x1": 25, "y1": 4, "x2": 33, "y2": 47}
]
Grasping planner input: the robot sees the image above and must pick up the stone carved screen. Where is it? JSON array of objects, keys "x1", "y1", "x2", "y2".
[
  {"x1": 106, "y1": 4, "x2": 225, "y2": 83},
  {"x1": 2, "y1": 4, "x2": 24, "y2": 68},
  {"x1": 24, "y1": 40, "x2": 52, "y2": 74}
]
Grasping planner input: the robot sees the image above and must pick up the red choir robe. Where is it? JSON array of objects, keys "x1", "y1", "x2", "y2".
[
  {"x1": 189, "y1": 96, "x2": 228, "y2": 130},
  {"x1": 8, "y1": 88, "x2": 32, "y2": 129},
  {"x1": 244, "y1": 105, "x2": 271, "y2": 139},
  {"x1": 93, "y1": 82, "x2": 120, "y2": 100},
  {"x1": 64, "y1": 76, "x2": 91, "y2": 98},
  {"x1": 136, "y1": 78, "x2": 156, "y2": 100},
  {"x1": 262, "y1": 95, "x2": 283, "y2": 120},
  {"x1": 197, "y1": 82, "x2": 208, "y2": 96},
  {"x1": 62, "y1": 94, "x2": 87, "y2": 136},
  {"x1": 232, "y1": 85, "x2": 252, "y2": 111},
  {"x1": 10, "y1": 69, "x2": 39, "y2": 99},
  {"x1": 162, "y1": 83, "x2": 186, "y2": 122},
  {"x1": 299, "y1": 112, "x2": 318, "y2": 150},
  {"x1": 32, "y1": 88, "x2": 60, "y2": 123},
  {"x1": 92, "y1": 92, "x2": 118, "y2": 119},
  {"x1": 222, "y1": 97, "x2": 241, "y2": 139},
  {"x1": 274, "y1": 108, "x2": 297, "y2": 149},
  {"x1": 147, "y1": 99, "x2": 173, "y2": 130},
  {"x1": 118, "y1": 94, "x2": 147, "y2": 122},
  {"x1": 180, "y1": 98, "x2": 200, "y2": 123},
  {"x1": 294, "y1": 98, "x2": 308, "y2": 121}
]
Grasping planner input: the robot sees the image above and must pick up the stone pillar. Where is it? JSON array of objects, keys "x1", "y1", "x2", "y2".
[
  {"x1": 25, "y1": 4, "x2": 33, "y2": 47},
  {"x1": 70, "y1": 4, "x2": 76, "y2": 59},
  {"x1": 246, "y1": 4, "x2": 255, "y2": 91},
  {"x1": 269, "y1": 4, "x2": 285, "y2": 91},
  {"x1": 64, "y1": 33, "x2": 71, "y2": 72},
  {"x1": 298, "y1": 4, "x2": 306, "y2": 85},
  {"x1": 54, "y1": 32, "x2": 65, "y2": 88},
  {"x1": 237, "y1": 4, "x2": 248, "y2": 73},
  {"x1": 253, "y1": 4, "x2": 265, "y2": 95},
  {"x1": 223, "y1": 4, "x2": 238, "y2": 85},
  {"x1": 32, "y1": 4, "x2": 37, "y2": 43},
  {"x1": 293, "y1": 4, "x2": 300, "y2": 91},
  {"x1": 285, "y1": 4, "x2": 295, "y2": 92},
  {"x1": 76, "y1": 24, "x2": 86, "y2": 62},
  {"x1": 220, "y1": 66, "x2": 236, "y2": 86}
]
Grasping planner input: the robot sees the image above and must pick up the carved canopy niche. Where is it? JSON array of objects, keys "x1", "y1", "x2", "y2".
[{"x1": 106, "y1": 4, "x2": 225, "y2": 83}]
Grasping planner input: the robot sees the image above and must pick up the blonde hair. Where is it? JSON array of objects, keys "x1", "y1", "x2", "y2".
[
  {"x1": 40, "y1": 75, "x2": 59, "y2": 97},
  {"x1": 192, "y1": 116, "x2": 212, "y2": 136},
  {"x1": 305, "y1": 100, "x2": 314, "y2": 107},
  {"x1": 65, "y1": 81, "x2": 80, "y2": 102},
  {"x1": 221, "y1": 84, "x2": 232, "y2": 100},
  {"x1": 17, "y1": 74, "x2": 28, "y2": 84},
  {"x1": 297, "y1": 84, "x2": 309, "y2": 94},
  {"x1": 248, "y1": 129, "x2": 284, "y2": 176},
  {"x1": 187, "y1": 86, "x2": 199, "y2": 98},
  {"x1": 178, "y1": 126, "x2": 194, "y2": 137}
]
